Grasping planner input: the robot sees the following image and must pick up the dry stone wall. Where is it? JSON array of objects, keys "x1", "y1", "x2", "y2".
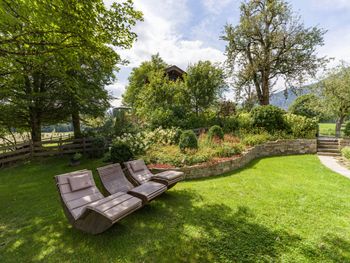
[{"x1": 151, "y1": 139, "x2": 317, "y2": 179}]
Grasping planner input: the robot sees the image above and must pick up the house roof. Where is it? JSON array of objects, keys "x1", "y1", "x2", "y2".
[{"x1": 165, "y1": 65, "x2": 186, "y2": 75}]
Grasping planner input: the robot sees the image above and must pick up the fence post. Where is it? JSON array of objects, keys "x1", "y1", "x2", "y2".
[
  {"x1": 83, "y1": 137, "x2": 86, "y2": 155},
  {"x1": 59, "y1": 137, "x2": 63, "y2": 156},
  {"x1": 29, "y1": 140, "x2": 34, "y2": 159}
]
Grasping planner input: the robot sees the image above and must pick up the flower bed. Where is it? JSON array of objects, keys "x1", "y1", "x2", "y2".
[{"x1": 151, "y1": 139, "x2": 317, "y2": 179}]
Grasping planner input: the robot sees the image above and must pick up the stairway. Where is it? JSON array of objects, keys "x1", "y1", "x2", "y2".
[{"x1": 317, "y1": 138, "x2": 341, "y2": 156}]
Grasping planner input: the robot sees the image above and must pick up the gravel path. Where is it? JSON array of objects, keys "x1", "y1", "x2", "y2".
[{"x1": 318, "y1": 155, "x2": 350, "y2": 179}]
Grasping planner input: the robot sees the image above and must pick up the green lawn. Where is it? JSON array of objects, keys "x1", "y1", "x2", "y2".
[
  {"x1": 1, "y1": 155, "x2": 350, "y2": 262},
  {"x1": 319, "y1": 123, "x2": 336, "y2": 136}
]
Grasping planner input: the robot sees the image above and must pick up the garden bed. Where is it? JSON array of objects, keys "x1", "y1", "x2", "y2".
[{"x1": 151, "y1": 139, "x2": 317, "y2": 179}]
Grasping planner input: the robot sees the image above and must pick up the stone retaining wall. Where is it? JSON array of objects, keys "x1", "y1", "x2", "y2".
[
  {"x1": 151, "y1": 139, "x2": 316, "y2": 179},
  {"x1": 339, "y1": 138, "x2": 350, "y2": 150}
]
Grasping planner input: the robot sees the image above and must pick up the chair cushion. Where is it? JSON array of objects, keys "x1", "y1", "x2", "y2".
[
  {"x1": 156, "y1": 170, "x2": 184, "y2": 181},
  {"x1": 68, "y1": 173, "x2": 93, "y2": 191},
  {"x1": 130, "y1": 161, "x2": 145, "y2": 173}
]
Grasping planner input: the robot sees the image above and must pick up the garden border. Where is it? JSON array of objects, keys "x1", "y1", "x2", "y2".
[{"x1": 151, "y1": 139, "x2": 317, "y2": 179}]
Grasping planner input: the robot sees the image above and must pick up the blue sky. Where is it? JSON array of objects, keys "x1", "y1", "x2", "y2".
[{"x1": 105, "y1": 0, "x2": 350, "y2": 106}]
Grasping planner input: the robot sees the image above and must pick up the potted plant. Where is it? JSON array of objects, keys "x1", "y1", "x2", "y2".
[{"x1": 70, "y1": 152, "x2": 82, "y2": 166}]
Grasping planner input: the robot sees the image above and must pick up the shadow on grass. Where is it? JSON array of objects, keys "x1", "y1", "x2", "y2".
[
  {"x1": 0, "y1": 189, "x2": 301, "y2": 262},
  {"x1": 1, "y1": 156, "x2": 350, "y2": 262}
]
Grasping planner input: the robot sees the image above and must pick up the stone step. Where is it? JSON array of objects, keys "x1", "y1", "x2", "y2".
[
  {"x1": 317, "y1": 152, "x2": 341, "y2": 156},
  {"x1": 317, "y1": 148, "x2": 340, "y2": 153},
  {"x1": 317, "y1": 145, "x2": 339, "y2": 149},
  {"x1": 317, "y1": 140, "x2": 339, "y2": 144},
  {"x1": 317, "y1": 143, "x2": 339, "y2": 147}
]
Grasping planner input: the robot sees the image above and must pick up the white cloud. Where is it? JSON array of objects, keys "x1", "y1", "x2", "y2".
[
  {"x1": 311, "y1": 0, "x2": 350, "y2": 10},
  {"x1": 118, "y1": 0, "x2": 224, "y2": 69},
  {"x1": 318, "y1": 26, "x2": 350, "y2": 67},
  {"x1": 103, "y1": 0, "x2": 226, "y2": 103},
  {"x1": 202, "y1": 0, "x2": 235, "y2": 15}
]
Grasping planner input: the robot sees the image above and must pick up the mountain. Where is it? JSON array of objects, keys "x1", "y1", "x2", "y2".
[{"x1": 270, "y1": 87, "x2": 310, "y2": 110}]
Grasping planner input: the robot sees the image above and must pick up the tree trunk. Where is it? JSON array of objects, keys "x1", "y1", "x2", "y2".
[
  {"x1": 30, "y1": 110, "x2": 42, "y2": 142},
  {"x1": 335, "y1": 116, "x2": 345, "y2": 138},
  {"x1": 72, "y1": 111, "x2": 82, "y2": 138},
  {"x1": 260, "y1": 71, "x2": 270, "y2": 105}
]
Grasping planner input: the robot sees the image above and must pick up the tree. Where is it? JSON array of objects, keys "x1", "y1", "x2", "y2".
[
  {"x1": 0, "y1": 0, "x2": 142, "y2": 142},
  {"x1": 289, "y1": 94, "x2": 324, "y2": 119},
  {"x1": 184, "y1": 61, "x2": 226, "y2": 115},
  {"x1": 135, "y1": 70, "x2": 185, "y2": 128},
  {"x1": 123, "y1": 54, "x2": 167, "y2": 108},
  {"x1": 320, "y1": 63, "x2": 350, "y2": 137},
  {"x1": 221, "y1": 0, "x2": 327, "y2": 105}
]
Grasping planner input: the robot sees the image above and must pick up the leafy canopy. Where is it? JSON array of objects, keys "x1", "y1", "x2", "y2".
[
  {"x1": 288, "y1": 94, "x2": 324, "y2": 119},
  {"x1": 221, "y1": 0, "x2": 327, "y2": 105}
]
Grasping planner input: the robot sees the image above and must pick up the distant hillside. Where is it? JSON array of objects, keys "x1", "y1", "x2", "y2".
[{"x1": 270, "y1": 88, "x2": 310, "y2": 110}]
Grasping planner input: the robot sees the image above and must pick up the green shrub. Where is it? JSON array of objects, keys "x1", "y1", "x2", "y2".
[
  {"x1": 242, "y1": 133, "x2": 270, "y2": 146},
  {"x1": 251, "y1": 105, "x2": 286, "y2": 132},
  {"x1": 341, "y1": 147, "x2": 350, "y2": 160},
  {"x1": 221, "y1": 116, "x2": 239, "y2": 133},
  {"x1": 344, "y1": 122, "x2": 350, "y2": 137},
  {"x1": 215, "y1": 143, "x2": 243, "y2": 157},
  {"x1": 208, "y1": 125, "x2": 224, "y2": 142},
  {"x1": 89, "y1": 136, "x2": 106, "y2": 158},
  {"x1": 110, "y1": 142, "x2": 134, "y2": 164},
  {"x1": 179, "y1": 130, "x2": 198, "y2": 152},
  {"x1": 284, "y1": 114, "x2": 318, "y2": 138},
  {"x1": 72, "y1": 152, "x2": 82, "y2": 161},
  {"x1": 173, "y1": 128, "x2": 183, "y2": 144},
  {"x1": 113, "y1": 127, "x2": 179, "y2": 155},
  {"x1": 237, "y1": 112, "x2": 252, "y2": 130}
]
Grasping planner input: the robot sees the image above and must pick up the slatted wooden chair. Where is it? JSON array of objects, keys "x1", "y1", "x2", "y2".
[
  {"x1": 97, "y1": 163, "x2": 167, "y2": 204},
  {"x1": 124, "y1": 159, "x2": 184, "y2": 189},
  {"x1": 54, "y1": 169, "x2": 142, "y2": 234}
]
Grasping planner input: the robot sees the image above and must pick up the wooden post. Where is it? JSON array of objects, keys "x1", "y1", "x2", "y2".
[
  {"x1": 29, "y1": 140, "x2": 34, "y2": 159},
  {"x1": 59, "y1": 137, "x2": 63, "y2": 156},
  {"x1": 83, "y1": 137, "x2": 86, "y2": 155}
]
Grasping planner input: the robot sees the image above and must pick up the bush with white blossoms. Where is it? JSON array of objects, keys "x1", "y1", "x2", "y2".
[{"x1": 112, "y1": 127, "x2": 180, "y2": 155}]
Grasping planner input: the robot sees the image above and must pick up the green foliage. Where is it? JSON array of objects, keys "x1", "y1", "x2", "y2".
[
  {"x1": 184, "y1": 61, "x2": 227, "y2": 114},
  {"x1": 110, "y1": 142, "x2": 134, "y2": 164},
  {"x1": 242, "y1": 133, "x2": 270, "y2": 146},
  {"x1": 72, "y1": 153, "x2": 83, "y2": 161},
  {"x1": 89, "y1": 136, "x2": 106, "y2": 159},
  {"x1": 123, "y1": 56, "x2": 227, "y2": 129},
  {"x1": 143, "y1": 145, "x2": 211, "y2": 167},
  {"x1": 341, "y1": 147, "x2": 350, "y2": 160},
  {"x1": 284, "y1": 114, "x2": 318, "y2": 139},
  {"x1": 344, "y1": 122, "x2": 350, "y2": 137},
  {"x1": 289, "y1": 94, "x2": 324, "y2": 119},
  {"x1": 251, "y1": 105, "x2": 286, "y2": 132},
  {"x1": 112, "y1": 108, "x2": 138, "y2": 137},
  {"x1": 222, "y1": 0, "x2": 326, "y2": 105},
  {"x1": 215, "y1": 143, "x2": 243, "y2": 157},
  {"x1": 174, "y1": 128, "x2": 183, "y2": 144},
  {"x1": 179, "y1": 130, "x2": 198, "y2": 152},
  {"x1": 144, "y1": 135, "x2": 243, "y2": 167},
  {"x1": 0, "y1": 0, "x2": 142, "y2": 141},
  {"x1": 237, "y1": 112, "x2": 252, "y2": 130},
  {"x1": 221, "y1": 116, "x2": 239, "y2": 133},
  {"x1": 208, "y1": 125, "x2": 224, "y2": 142},
  {"x1": 123, "y1": 54, "x2": 168, "y2": 107},
  {"x1": 113, "y1": 127, "x2": 179, "y2": 155},
  {"x1": 321, "y1": 63, "x2": 350, "y2": 137}
]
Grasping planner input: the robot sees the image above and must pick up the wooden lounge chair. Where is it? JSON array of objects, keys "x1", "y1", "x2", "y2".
[
  {"x1": 124, "y1": 159, "x2": 184, "y2": 189},
  {"x1": 54, "y1": 169, "x2": 142, "y2": 234},
  {"x1": 97, "y1": 163, "x2": 167, "y2": 204}
]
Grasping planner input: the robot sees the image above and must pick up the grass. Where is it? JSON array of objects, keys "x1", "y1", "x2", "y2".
[
  {"x1": 1, "y1": 155, "x2": 350, "y2": 262},
  {"x1": 319, "y1": 123, "x2": 336, "y2": 136}
]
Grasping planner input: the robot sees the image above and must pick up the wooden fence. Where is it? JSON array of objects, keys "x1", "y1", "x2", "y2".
[{"x1": 0, "y1": 138, "x2": 95, "y2": 167}]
